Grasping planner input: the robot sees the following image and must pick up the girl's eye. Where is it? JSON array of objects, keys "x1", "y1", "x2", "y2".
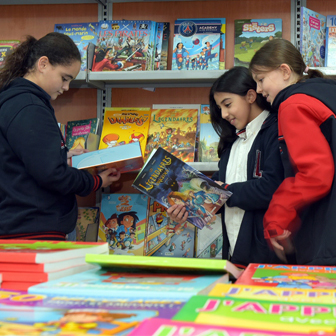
[
  {"x1": 62, "y1": 77, "x2": 68, "y2": 82},
  {"x1": 225, "y1": 103, "x2": 231, "y2": 108}
]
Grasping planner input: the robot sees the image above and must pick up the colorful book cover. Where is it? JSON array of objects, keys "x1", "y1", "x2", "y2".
[
  {"x1": 98, "y1": 107, "x2": 151, "y2": 158},
  {"x1": 133, "y1": 146, "x2": 232, "y2": 230},
  {"x1": 128, "y1": 317, "x2": 311, "y2": 336},
  {"x1": 57, "y1": 122, "x2": 66, "y2": 140},
  {"x1": 28, "y1": 268, "x2": 229, "y2": 301},
  {"x1": 198, "y1": 104, "x2": 220, "y2": 162},
  {"x1": 234, "y1": 18, "x2": 282, "y2": 67},
  {"x1": 0, "y1": 240, "x2": 108, "y2": 264},
  {"x1": 235, "y1": 263, "x2": 336, "y2": 289},
  {"x1": 209, "y1": 283, "x2": 336, "y2": 304},
  {"x1": 195, "y1": 214, "x2": 223, "y2": 258},
  {"x1": 54, "y1": 22, "x2": 99, "y2": 71},
  {"x1": 326, "y1": 26, "x2": 336, "y2": 67},
  {"x1": 154, "y1": 22, "x2": 164, "y2": 70},
  {"x1": 65, "y1": 117, "x2": 98, "y2": 150},
  {"x1": 0, "y1": 290, "x2": 185, "y2": 336},
  {"x1": 71, "y1": 141, "x2": 144, "y2": 174},
  {"x1": 93, "y1": 19, "x2": 156, "y2": 72},
  {"x1": 76, "y1": 207, "x2": 100, "y2": 242},
  {"x1": 0, "y1": 40, "x2": 19, "y2": 67},
  {"x1": 300, "y1": 7, "x2": 326, "y2": 67},
  {"x1": 159, "y1": 22, "x2": 170, "y2": 70},
  {"x1": 173, "y1": 295, "x2": 336, "y2": 333},
  {"x1": 98, "y1": 193, "x2": 148, "y2": 256},
  {"x1": 145, "y1": 104, "x2": 200, "y2": 162},
  {"x1": 172, "y1": 18, "x2": 222, "y2": 70}
]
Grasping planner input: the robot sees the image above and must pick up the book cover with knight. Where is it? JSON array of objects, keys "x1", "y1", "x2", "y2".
[{"x1": 133, "y1": 147, "x2": 232, "y2": 230}]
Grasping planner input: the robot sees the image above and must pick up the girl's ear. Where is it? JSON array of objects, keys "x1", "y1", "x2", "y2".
[
  {"x1": 37, "y1": 56, "x2": 50, "y2": 73},
  {"x1": 246, "y1": 89, "x2": 257, "y2": 104},
  {"x1": 279, "y1": 63, "x2": 292, "y2": 80}
]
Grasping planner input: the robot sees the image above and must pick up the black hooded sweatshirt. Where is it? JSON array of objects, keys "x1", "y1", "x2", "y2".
[{"x1": 0, "y1": 77, "x2": 101, "y2": 239}]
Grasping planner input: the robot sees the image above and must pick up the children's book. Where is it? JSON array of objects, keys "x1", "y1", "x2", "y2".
[
  {"x1": 57, "y1": 122, "x2": 66, "y2": 140},
  {"x1": 235, "y1": 263, "x2": 336, "y2": 289},
  {"x1": 209, "y1": 283, "x2": 336, "y2": 304},
  {"x1": 65, "y1": 117, "x2": 98, "y2": 150},
  {"x1": 98, "y1": 107, "x2": 151, "y2": 158},
  {"x1": 159, "y1": 22, "x2": 170, "y2": 70},
  {"x1": 75, "y1": 207, "x2": 100, "y2": 241},
  {"x1": 28, "y1": 268, "x2": 230, "y2": 301},
  {"x1": 198, "y1": 104, "x2": 220, "y2": 162},
  {"x1": 145, "y1": 104, "x2": 200, "y2": 162},
  {"x1": 128, "y1": 317, "x2": 311, "y2": 336},
  {"x1": 300, "y1": 7, "x2": 326, "y2": 67},
  {"x1": 71, "y1": 141, "x2": 144, "y2": 174},
  {"x1": 172, "y1": 294, "x2": 336, "y2": 334},
  {"x1": 54, "y1": 22, "x2": 99, "y2": 71},
  {"x1": 0, "y1": 40, "x2": 19, "y2": 67},
  {"x1": 133, "y1": 146, "x2": 232, "y2": 230},
  {"x1": 325, "y1": 15, "x2": 336, "y2": 67},
  {"x1": 172, "y1": 18, "x2": 222, "y2": 70},
  {"x1": 98, "y1": 193, "x2": 148, "y2": 256},
  {"x1": 85, "y1": 254, "x2": 243, "y2": 279},
  {"x1": 0, "y1": 240, "x2": 108, "y2": 263},
  {"x1": 234, "y1": 18, "x2": 282, "y2": 67},
  {"x1": 154, "y1": 22, "x2": 164, "y2": 70}
]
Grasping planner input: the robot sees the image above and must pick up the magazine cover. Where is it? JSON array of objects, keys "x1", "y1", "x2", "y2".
[
  {"x1": 93, "y1": 19, "x2": 156, "y2": 72},
  {"x1": 133, "y1": 147, "x2": 232, "y2": 229},
  {"x1": 172, "y1": 18, "x2": 222, "y2": 70},
  {"x1": 0, "y1": 40, "x2": 20, "y2": 67},
  {"x1": 54, "y1": 22, "x2": 99, "y2": 71},
  {"x1": 145, "y1": 104, "x2": 200, "y2": 162},
  {"x1": 98, "y1": 193, "x2": 148, "y2": 255},
  {"x1": 198, "y1": 104, "x2": 220, "y2": 162},
  {"x1": 234, "y1": 18, "x2": 282, "y2": 67},
  {"x1": 300, "y1": 7, "x2": 326, "y2": 67},
  {"x1": 98, "y1": 107, "x2": 151, "y2": 158}
]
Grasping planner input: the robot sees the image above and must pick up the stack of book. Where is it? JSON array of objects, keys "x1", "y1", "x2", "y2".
[{"x1": 0, "y1": 240, "x2": 108, "y2": 291}]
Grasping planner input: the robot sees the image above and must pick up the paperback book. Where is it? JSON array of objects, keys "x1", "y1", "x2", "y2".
[
  {"x1": 154, "y1": 22, "x2": 164, "y2": 70},
  {"x1": 0, "y1": 40, "x2": 19, "y2": 67},
  {"x1": 75, "y1": 206, "x2": 100, "y2": 242},
  {"x1": 326, "y1": 15, "x2": 336, "y2": 67},
  {"x1": 159, "y1": 22, "x2": 170, "y2": 70},
  {"x1": 133, "y1": 146, "x2": 232, "y2": 229},
  {"x1": 234, "y1": 18, "x2": 282, "y2": 67}
]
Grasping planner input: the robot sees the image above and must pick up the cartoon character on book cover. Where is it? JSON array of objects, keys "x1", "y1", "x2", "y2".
[
  {"x1": 145, "y1": 105, "x2": 199, "y2": 162},
  {"x1": 98, "y1": 193, "x2": 148, "y2": 255},
  {"x1": 300, "y1": 7, "x2": 326, "y2": 67},
  {"x1": 93, "y1": 20, "x2": 156, "y2": 72},
  {"x1": 172, "y1": 19, "x2": 222, "y2": 71},
  {"x1": 98, "y1": 107, "x2": 151, "y2": 158},
  {"x1": 54, "y1": 22, "x2": 99, "y2": 71},
  {"x1": 234, "y1": 18, "x2": 282, "y2": 67}
]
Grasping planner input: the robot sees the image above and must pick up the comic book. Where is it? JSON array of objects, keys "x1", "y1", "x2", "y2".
[
  {"x1": 235, "y1": 263, "x2": 336, "y2": 289},
  {"x1": 54, "y1": 22, "x2": 99, "y2": 71},
  {"x1": 75, "y1": 207, "x2": 100, "y2": 242},
  {"x1": 145, "y1": 199, "x2": 195, "y2": 257},
  {"x1": 0, "y1": 40, "x2": 19, "y2": 67},
  {"x1": 145, "y1": 104, "x2": 200, "y2": 162},
  {"x1": 154, "y1": 22, "x2": 164, "y2": 70},
  {"x1": 0, "y1": 289, "x2": 185, "y2": 336},
  {"x1": 93, "y1": 19, "x2": 156, "y2": 72},
  {"x1": 159, "y1": 22, "x2": 170, "y2": 70},
  {"x1": 300, "y1": 7, "x2": 326, "y2": 67},
  {"x1": 98, "y1": 193, "x2": 148, "y2": 256},
  {"x1": 325, "y1": 15, "x2": 336, "y2": 67},
  {"x1": 172, "y1": 18, "x2": 222, "y2": 71},
  {"x1": 133, "y1": 146, "x2": 232, "y2": 230},
  {"x1": 173, "y1": 294, "x2": 336, "y2": 333},
  {"x1": 98, "y1": 107, "x2": 151, "y2": 158},
  {"x1": 234, "y1": 18, "x2": 282, "y2": 67},
  {"x1": 198, "y1": 104, "x2": 220, "y2": 162}
]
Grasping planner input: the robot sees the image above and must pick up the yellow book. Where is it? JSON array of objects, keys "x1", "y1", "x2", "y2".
[{"x1": 98, "y1": 107, "x2": 151, "y2": 158}]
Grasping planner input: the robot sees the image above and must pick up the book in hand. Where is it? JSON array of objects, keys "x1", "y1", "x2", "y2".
[
  {"x1": 132, "y1": 146, "x2": 232, "y2": 229},
  {"x1": 71, "y1": 141, "x2": 144, "y2": 174}
]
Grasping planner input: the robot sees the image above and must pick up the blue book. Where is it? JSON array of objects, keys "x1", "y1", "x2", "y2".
[{"x1": 54, "y1": 22, "x2": 99, "y2": 71}]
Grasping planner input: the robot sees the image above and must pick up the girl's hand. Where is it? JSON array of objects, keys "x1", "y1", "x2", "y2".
[
  {"x1": 166, "y1": 204, "x2": 188, "y2": 224},
  {"x1": 67, "y1": 149, "x2": 89, "y2": 165},
  {"x1": 215, "y1": 180, "x2": 224, "y2": 186},
  {"x1": 270, "y1": 230, "x2": 295, "y2": 263},
  {"x1": 99, "y1": 168, "x2": 121, "y2": 188}
]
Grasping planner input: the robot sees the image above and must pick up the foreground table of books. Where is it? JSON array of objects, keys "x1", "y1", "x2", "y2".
[{"x1": 0, "y1": 240, "x2": 335, "y2": 335}]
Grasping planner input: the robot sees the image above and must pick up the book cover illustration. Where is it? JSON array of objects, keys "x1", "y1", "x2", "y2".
[
  {"x1": 145, "y1": 104, "x2": 199, "y2": 162},
  {"x1": 98, "y1": 193, "x2": 148, "y2": 256},
  {"x1": 98, "y1": 107, "x2": 151, "y2": 158},
  {"x1": 28, "y1": 268, "x2": 228, "y2": 301},
  {"x1": 326, "y1": 15, "x2": 336, "y2": 67},
  {"x1": 198, "y1": 104, "x2": 220, "y2": 162},
  {"x1": 300, "y1": 7, "x2": 326, "y2": 67},
  {"x1": 235, "y1": 263, "x2": 336, "y2": 289},
  {"x1": 154, "y1": 22, "x2": 164, "y2": 70},
  {"x1": 159, "y1": 22, "x2": 170, "y2": 70},
  {"x1": 75, "y1": 207, "x2": 100, "y2": 242},
  {"x1": 133, "y1": 146, "x2": 232, "y2": 229},
  {"x1": 65, "y1": 117, "x2": 98, "y2": 150},
  {"x1": 93, "y1": 19, "x2": 156, "y2": 72},
  {"x1": 54, "y1": 22, "x2": 99, "y2": 71},
  {"x1": 234, "y1": 18, "x2": 282, "y2": 67},
  {"x1": 172, "y1": 18, "x2": 222, "y2": 70},
  {"x1": 0, "y1": 40, "x2": 20, "y2": 67}
]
